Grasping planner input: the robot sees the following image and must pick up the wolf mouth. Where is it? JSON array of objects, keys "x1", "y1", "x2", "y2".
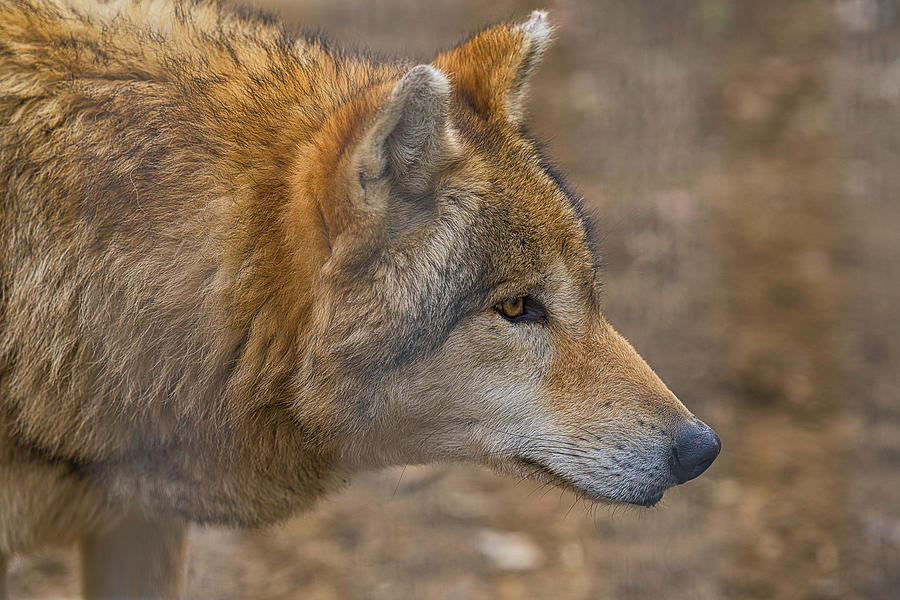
[
  {"x1": 512, "y1": 456, "x2": 665, "y2": 508},
  {"x1": 511, "y1": 456, "x2": 602, "y2": 501}
]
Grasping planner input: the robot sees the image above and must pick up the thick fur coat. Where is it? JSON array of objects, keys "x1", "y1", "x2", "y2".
[{"x1": 0, "y1": 1, "x2": 719, "y2": 597}]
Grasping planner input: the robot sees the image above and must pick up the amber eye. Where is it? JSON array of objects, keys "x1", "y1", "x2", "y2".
[
  {"x1": 498, "y1": 296, "x2": 525, "y2": 319},
  {"x1": 494, "y1": 294, "x2": 547, "y2": 324}
]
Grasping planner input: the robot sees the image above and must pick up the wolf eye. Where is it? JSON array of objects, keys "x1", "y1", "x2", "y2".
[
  {"x1": 494, "y1": 295, "x2": 546, "y2": 323},
  {"x1": 499, "y1": 296, "x2": 524, "y2": 318}
]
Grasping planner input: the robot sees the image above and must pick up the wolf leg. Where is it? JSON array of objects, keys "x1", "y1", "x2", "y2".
[
  {"x1": 0, "y1": 553, "x2": 7, "y2": 600},
  {"x1": 80, "y1": 509, "x2": 187, "y2": 600}
]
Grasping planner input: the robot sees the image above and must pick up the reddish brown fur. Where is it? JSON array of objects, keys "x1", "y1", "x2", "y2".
[{"x1": 0, "y1": 1, "x2": 718, "y2": 597}]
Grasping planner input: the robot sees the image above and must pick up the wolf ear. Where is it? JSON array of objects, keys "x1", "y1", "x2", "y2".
[
  {"x1": 357, "y1": 64, "x2": 457, "y2": 197},
  {"x1": 433, "y1": 11, "x2": 552, "y2": 126}
]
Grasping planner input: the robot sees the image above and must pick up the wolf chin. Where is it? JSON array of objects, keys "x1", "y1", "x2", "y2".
[{"x1": 0, "y1": 0, "x2": 721, "y2": 597}]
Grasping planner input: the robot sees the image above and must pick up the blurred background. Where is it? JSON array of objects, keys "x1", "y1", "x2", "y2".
[{"x1": 8, "y1": 0, "x2": 900, "y2": 598}]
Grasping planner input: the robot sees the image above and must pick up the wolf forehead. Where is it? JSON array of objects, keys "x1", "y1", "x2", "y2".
[
  {"x1": 329, "y1": 143, "x2": 599, "y2": 369},
  {"x1": 345, "y1": 119, "x2": 598, "y2": 291},
  {"x1": 448, "y1": 135, "x2": 599, "y2": 291},
  {"x1": 365, "y1": 105, "x2": 598, "y2": 284}
]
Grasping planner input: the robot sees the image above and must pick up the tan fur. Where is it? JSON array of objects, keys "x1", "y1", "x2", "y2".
[{"x1": 0, "y1": 1, "x2": 718, "y2": 597}]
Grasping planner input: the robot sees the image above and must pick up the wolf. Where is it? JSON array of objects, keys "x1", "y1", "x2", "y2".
[{"x1": 0, "y1": 0, "x2": 721, "y2": 597}]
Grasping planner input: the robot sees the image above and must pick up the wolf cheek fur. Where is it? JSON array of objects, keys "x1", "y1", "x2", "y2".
[{"x1": 0, "y1": 0, "x2": 720, "y2": 597}]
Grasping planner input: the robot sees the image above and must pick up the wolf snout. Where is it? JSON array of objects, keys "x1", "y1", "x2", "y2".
[{"x1": 668, "y1": 420, "x2": 721, "y2": 484}]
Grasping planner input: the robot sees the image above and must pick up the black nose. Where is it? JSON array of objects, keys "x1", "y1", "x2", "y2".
[{"x1": 669, "y1": 421, "x2": 721, "y2": 484}]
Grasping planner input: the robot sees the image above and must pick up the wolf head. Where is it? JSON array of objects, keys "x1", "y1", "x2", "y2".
[{"x1": 293, "y1": 12, "x2": 719, "y2": 507}]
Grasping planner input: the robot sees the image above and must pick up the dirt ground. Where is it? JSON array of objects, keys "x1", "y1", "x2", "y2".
[{"x1": 7, "y1": 1, "x2": 900, "y2": 598}]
